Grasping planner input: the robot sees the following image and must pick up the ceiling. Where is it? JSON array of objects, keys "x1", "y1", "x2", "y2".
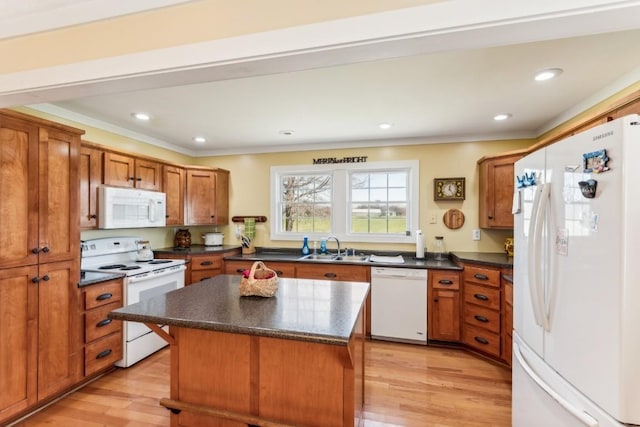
[{"x1": 7, "y1": 2, "x2": 640, "y2": 157}]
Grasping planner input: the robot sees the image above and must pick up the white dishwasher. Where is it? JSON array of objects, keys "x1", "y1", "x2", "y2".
[{"x1": 370, "y1": 267, "x2": 428, "y2": 345}]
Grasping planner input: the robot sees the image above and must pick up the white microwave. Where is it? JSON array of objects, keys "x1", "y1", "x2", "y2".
[{"x1": 98, "y1": 186, "x2": 167, "y2": 229}]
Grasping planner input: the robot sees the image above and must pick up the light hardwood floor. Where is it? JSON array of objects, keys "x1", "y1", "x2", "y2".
[{"x1": 12, "y1": 341, "x2": 512, "y2": 427}]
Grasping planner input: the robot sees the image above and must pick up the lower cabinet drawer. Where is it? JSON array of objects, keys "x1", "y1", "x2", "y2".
[
  {"x1": 464, "y1": 283, "x2": 500, "y2": 310},
  {"x1": 85, "y1": 302, "x2": 121, "y2": 342},
  {"x1": 463, "y1": 304, "x2": 500, "y2": 334},
  {"x1": 463, "y1": 324, "x2": 501, "y2": 358},
  {"x1": 85, "y1": 332, "x2": 122, "y2": 376},
  {"x1": 191, "y1": 269, "x2": 221, "y2": 283}
]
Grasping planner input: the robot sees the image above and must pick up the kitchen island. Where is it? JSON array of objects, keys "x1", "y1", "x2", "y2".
[{"x1": 109, "y1": 274, "x2": 369, "y2": 427}]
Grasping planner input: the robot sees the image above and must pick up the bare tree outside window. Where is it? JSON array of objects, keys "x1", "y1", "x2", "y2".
[{"x1": 281, "y1": 175, "x2": 332, "y2": 232}]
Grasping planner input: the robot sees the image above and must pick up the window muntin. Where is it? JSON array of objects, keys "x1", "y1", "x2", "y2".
[{"x1": 350, "y1": 171, "x2": 408, "y2": 234}]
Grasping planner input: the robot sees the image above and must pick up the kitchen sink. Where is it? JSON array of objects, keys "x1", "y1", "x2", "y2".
[{"x1": 298, "y1": 254, "x2": 370, "y2": 263}]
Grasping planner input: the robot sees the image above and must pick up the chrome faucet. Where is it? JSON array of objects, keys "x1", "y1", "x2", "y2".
[{"x1": 325, "y1": 235, "x2": 341, "y2": 257}]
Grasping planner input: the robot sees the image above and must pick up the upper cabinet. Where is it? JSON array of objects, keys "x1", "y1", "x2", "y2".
[
  {"x1": 81, "y1": 141, "x2": 230, "y2": 228},
  {"x1": 163, "y1": 165, "x2": 185, "y2": 226},
  {"x1": 79, "y1": 146, "x2": 102, "y2": 229},
  {"x1": 103, "y1": 152, "x2": 162, "y2": 191},
  {"x1": 478, "y1": 152, "x2": 524, "y2": 230},
  {"x1": 185, "y1": 167, "x2": 229, "y2": 225}
]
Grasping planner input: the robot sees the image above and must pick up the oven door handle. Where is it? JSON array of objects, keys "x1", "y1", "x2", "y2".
[{"x1": 127, "y1": 265, "x2": 186, "y2": 283}]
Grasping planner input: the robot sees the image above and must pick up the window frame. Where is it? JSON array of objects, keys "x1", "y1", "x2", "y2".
[{"x1": 270, "y1": 160, "x2": 419, "y2": 244}]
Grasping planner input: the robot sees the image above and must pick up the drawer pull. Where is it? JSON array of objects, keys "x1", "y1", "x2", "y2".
[
  {"x1": 438, "y1": 279, "x2": 453, "y2": 285},
  {"x1": 474, "y1": 273, "x2": 489, "y2": 281},
  {"x1": 96, "y1": 318, "x2": 112, "y2": 328},
  {"x1": 236, "y1": 268, "x2": 245, "y2": 273},
  {"x1": 96, "y1": 293, "x2": 113, "y2": 301},
  {"x1": 274, "y1": 270, "x2": 284, "y2": 276},
  {"x1": 200, "y1": 261, "x2": 213, "y2": 266},
  {"x1": 473, "y1": 293, "x2": 489, "y2": 301},
  {"x1": 474, "y1": 315, "x2": 489, "y2": 323},
  {"x1": 96, "y1": 349, "x2": 112, "y2": 359},
  {"x1": 324, "y1": 273, "x2": 337, "y2": 278},
  {"x1": 474, "y1": 336, "x2": 489, "y2": 345}
]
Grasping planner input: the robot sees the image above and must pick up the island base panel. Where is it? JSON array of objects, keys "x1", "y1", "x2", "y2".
[{"x1": 170, "y1": 313, "x2": 364, "y2": 426}]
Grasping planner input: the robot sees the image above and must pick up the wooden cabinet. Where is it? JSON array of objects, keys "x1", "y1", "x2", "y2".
[
  {"x1": 225, "y1": 260, "x2": 296, "y2": 278},
  {"x1": 185, "y1": 167, "x2": 229, "y2": 225},
  {"x1": 0, "y1": 109, "x2": 83, "y2": 424},
  {"x1": 103, "y1": 152, "x2": 162, "y2": 191},
  {"x1": 79, "y1": 146, "x2": 103, "y2": 229},
  {"x1": 163, "y1": 165, "x2": 184, "y2": 226},
  {"x1": 502, "y1": 277, "x2": 513, "y2": 366},
  {"x1": 462, "y1": 264, "x2": 501, "y2": 358},
  {"x1": 296, "y1": 263, "x2": 369, "y2": 282},
  {"x1": 82, "y1": 279, "x2": 123, "y2": 376},
  {"x1": 428, "y1": 270, "x2": 460, "y2": 342},
  {"x1": 190, "y1": 253, "x2": 226, "y2": 284},
  {"x1": 478, "y1": 152, "x2": 524, "y2": 229}
]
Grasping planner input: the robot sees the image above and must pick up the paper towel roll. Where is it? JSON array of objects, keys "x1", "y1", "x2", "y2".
[{"x1": 416, "y1": 230, "x2": 425, "y2": 259}]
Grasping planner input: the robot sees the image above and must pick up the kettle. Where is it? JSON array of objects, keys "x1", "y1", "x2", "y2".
[{"x1": 136, "y1": 240, "x2": 154, "y2": 261}]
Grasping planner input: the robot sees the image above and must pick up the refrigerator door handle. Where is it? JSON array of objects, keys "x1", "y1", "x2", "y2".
[
  {"x1": 536, "y1": 184, "x2": 551, "y2": 332},
  {"x1": 514, "y1": 342, "x2": 599, "y2": 427},
  {"x1": 528, "y1": 184, "x2": 547, "y2": 328}
]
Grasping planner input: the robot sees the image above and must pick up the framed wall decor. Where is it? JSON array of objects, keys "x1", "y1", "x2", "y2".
[{"x1": 434, "y1": 177, "x2": 465, "y2": 201}]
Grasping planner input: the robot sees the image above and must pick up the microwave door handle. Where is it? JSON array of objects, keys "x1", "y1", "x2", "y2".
[{"x1": 148, "y1": 199, "x2": 156, "y2": 222}]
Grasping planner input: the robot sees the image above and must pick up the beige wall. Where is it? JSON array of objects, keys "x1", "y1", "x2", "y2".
[{"x1": 192, "y1": 139, "x2": 533, "y2": 253}]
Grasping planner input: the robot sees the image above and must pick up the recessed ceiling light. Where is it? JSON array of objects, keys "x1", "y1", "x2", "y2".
[
  {"x1": 493, "y1": 113, "x2": 512, "y2": 121},
  {"x1": 534, "y1": 68, "x2": 563, "y2": 82},
  {"x1": 378, "y1": 122, "x2": 393, "y2": 130},
  {"x1": 279, "y1": 130, "x2": 295, "y2": 136},
  {"x1": 193, "y1": 136, "x2": 206, "y2": 144},
  {"x1": 132, "y1": 112, "x2": 151, "y2": 121}
]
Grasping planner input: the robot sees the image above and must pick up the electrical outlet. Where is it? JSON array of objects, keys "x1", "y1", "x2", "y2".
[
  {"x1": 428, "y1": 212, "x2": 437, "y2": 224},
  {"x1": 472, "y1": 229, "x2": 481, "y2": 241}
]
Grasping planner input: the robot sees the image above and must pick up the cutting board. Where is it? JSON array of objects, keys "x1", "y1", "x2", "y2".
[{"x1": 443, "y1": 209, "x2": 465, "y2": 229}]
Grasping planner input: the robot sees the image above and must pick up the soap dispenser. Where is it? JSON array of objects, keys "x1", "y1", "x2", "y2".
[{"x1": 301, "y1": 236, "x2": 310, "y2": 255}]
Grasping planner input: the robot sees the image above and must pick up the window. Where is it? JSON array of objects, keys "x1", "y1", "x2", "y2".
[{"x1": 271, "y1": 160, "x2": 418, "y2": 243}]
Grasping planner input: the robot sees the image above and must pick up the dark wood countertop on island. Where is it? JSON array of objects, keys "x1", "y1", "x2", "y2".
[{"x1": 109, "y1": 274, "x2": 369, "y2": 346}]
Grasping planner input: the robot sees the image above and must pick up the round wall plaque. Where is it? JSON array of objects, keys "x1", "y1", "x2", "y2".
[{"x1": 443, "y1": 209, "x2": 465, "y2": 229}]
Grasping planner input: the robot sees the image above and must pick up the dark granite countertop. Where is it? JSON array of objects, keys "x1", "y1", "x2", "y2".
[
  {"x1": 224, "y1": 248, "x2": 462, "y2": 270},
  {"x1": 154, "y1": 244, "x2": 242, "y2": 256},
  {"x1": 451, "y1": 252, "x2": 513, "y2": 269},
  {"x1": 78, "y1": 270, "x2": 124, "y2": 287},
  {"x1": 109, "y1": 274, "x2": 369, "y2": 346}
]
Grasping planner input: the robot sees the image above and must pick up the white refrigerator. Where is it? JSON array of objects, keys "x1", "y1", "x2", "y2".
[{"x1": 512, "y1": 114, "x2": 640, "y2": 426}]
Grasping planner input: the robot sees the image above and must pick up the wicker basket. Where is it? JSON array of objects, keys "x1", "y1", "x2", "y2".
[{"x1": 239, "y1": 261, "x2": 278, "y2": 297}]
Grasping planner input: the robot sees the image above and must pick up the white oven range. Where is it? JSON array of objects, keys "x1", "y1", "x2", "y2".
[{"x1": 81, "y1": 237, "x2": 185, "y2": 367}]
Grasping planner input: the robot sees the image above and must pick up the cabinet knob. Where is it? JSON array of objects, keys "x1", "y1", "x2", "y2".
[
  {"x1": 474, "y1": 336, "x2": 489, "y2": 345},
  {"x1": 473, "y1": 293, "x2": 489, "y2": 301},
  {"x1": 136, "y1": 177, "x2": 142, "y2": 181},
  {"x1": 129, "y1": 177, "x2": 135, "y2": 181},
  {"x1": 96, "y1": 293, "x2": 113, "y2": 301},
  {"x1": 488, "y1": 215, "x2": 494, "y2": 220},
  {"x1": 89, "y1": 214, "x2": 97, "y2": 219},
  {"x1": 32, "y1": 277, "x2": 40, "y2": 283},
  {"x1": 96, "y1": 349, "x2": 112, "y2": 359},
  {"x1": 42, "y1": 246, "x2": 50, "y2": 253},
  {"x1": 32, "y1": 248, "x2": 40, "y2": 254},
  {"x1": 434, "y1": 298, "x2": 439, "y2": 302},
  {"x1": 96, "y1": 318, "x2": 112, "y2": 328},
  {"x1": 42, "y1": 275, "x2": 50, "y2": 281}
]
